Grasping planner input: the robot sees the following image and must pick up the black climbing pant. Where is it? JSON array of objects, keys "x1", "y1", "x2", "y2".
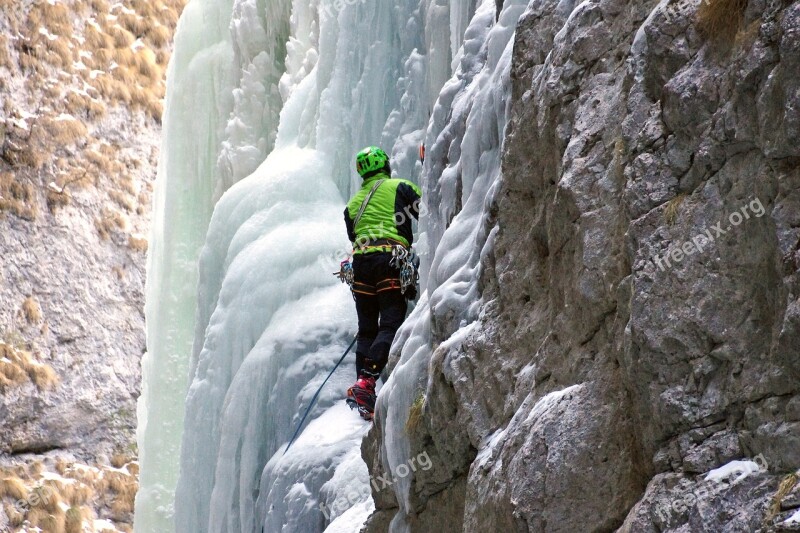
[{"x1": 351, "y1": 251, "x2": 408, "y2": 378}]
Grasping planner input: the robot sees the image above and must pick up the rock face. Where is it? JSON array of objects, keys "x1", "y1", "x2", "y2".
[
  {"x1": 0, "y1": 0, "x2": 182, "y2": 530},
  {"x1": 366, "y1": 0, "x2": 800, "y2": 531}
]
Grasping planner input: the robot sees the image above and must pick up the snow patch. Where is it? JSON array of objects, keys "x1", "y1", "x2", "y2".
[
  {"x1": 38, "y1": 27, "x2": 58, "y2": 41},
  {"x1": 323, "y1": 499, "x2": 375, "y2": 533},
  {"x1": 704, "y1": 460, "x2": 763, "y2": 484},
  {"x1": 70, "y1": 86, "x2": 93, "y2": 98},
  {"x1": 525, "y1": 384, "x2": 583, "y2": 425},
  {"x1": 785, "y1": 509, "x2": 800, "y2": 525},
  {"x1": 94, "y1": 519, "x2": 117, "y2": 531},
  {"x1": 9, "y1": 109, "x2": 38, "y2": 131},
  {"x1": 476, "y1": 427, "x2": 508, "y2": 469},
  {"x1": 40, "y1": 471, "x2": 76, "y2": 484},
  {"x1": 111, "y1": 2, "x2": 136, "y2": 16}
]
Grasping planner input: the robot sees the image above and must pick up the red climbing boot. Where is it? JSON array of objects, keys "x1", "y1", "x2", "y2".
[{"x1": 346, "y1": 376, "x2": 376, "y2": 421}]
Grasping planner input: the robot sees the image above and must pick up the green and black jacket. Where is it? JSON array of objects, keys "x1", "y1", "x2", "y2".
[{"x1": 344, "y1": 173, "x2": 422, "y2": 254}]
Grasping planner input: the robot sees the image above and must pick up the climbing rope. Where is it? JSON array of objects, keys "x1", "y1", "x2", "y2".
[{"x1": 283, "y1": 336, "x2": 358, "y2": 455}]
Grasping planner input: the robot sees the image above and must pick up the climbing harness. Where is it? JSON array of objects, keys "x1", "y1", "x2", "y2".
[
  {"x1": 390, "y1": 245, "x2": 419, "y2": 296},
  {"x1": 335, "y1": 178, "x2": 387, "y2": 288},
  {"x1": 283, "y1": 336, "x2": 358, "y2": 455}
]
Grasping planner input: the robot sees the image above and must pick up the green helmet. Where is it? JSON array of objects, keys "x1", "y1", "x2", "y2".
[{"x1": 355, "y1": 146, "x2": 389, "y2": 177}]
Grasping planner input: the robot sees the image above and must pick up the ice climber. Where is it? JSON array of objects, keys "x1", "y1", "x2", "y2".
[{"x1": 343, "y1": 146, "x2": 422, "y2": 420}]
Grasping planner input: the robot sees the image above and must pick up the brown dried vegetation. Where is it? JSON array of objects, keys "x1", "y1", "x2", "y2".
[
  {"x1": 0, "y1": 477, "x2": 28, "y2": 501},
  {"x1": 109, "y1": 189, "x2": 136, "y2": 212},
  {"x1": 0, "y1": 341, "x2": 58, "y2": 391},
  {"x1": 1, "y1": 0, "x2": 186, "y2": 230},
  {"x1": 0, "y1": 172, "x2": 37, "y2": 220},
  {"x1": 128, "y1": 234, "x2": 148, "y2": 252},
  {"x1": 0, "y1": 457, "x2": 140, "y2": 532},
  {"x1": 96, "y1": 207, "x2": 127, "y2": 240},
  {"x1": 45, "y1": 115, "x2": 90, "y2": 146},
  {"x1": 0, "y1": 35, "x2": 12, "y2": 70},
  {"x1": 697, "y1": 0, "x2": 749, "y2": 43},
  {"x1": 21, "y1": 296, "x2": 42, "y2": 323}
]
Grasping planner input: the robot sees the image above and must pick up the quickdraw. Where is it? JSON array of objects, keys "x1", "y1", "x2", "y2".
[
  {"x1": 390, "y1": 245, "x2": 419, "y2": 296},
  {"x1": 334, "y1": 258, "x2": 354, "y2": 286}
]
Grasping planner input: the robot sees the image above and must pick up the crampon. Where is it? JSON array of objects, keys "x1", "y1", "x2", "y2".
[{"x1": 346, "y1": 376, "x2": 376, "y2": 421}]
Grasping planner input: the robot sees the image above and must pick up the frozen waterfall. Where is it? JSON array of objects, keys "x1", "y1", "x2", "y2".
[{"x1": 135, "y1": 0, "x2": 524, "y2": 531}]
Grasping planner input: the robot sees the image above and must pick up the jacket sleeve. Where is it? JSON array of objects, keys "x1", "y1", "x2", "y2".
[
  {"x1": 344, "y1": 206, "x2": 356, "y2": 242},
  {"x1": 397, "y1": 180, "x2": 422, "y2": 220}
]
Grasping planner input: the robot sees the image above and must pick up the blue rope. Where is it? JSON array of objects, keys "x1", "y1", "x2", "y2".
[{"x1": 283, "y1": 336, "x2": 358, "y2": 455}]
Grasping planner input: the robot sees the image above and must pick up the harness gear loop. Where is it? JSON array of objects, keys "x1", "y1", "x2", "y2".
[
  {"x1": 390, "y1": 245, "x2": 419, "y2": 296},
  {"x1": 334, "y1": 258, "x2": 354, "y2": 286}
]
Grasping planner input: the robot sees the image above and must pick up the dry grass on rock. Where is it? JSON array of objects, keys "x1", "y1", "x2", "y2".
[
  {"x1": 0, "y1": 341, "x2": 58, "y2": 391},
  {"x1": 697, "y1": 0, "x2": 749, "y2": 43},
  {"x1": 0, "y1": 455, "x2": 140, "y2": 532}
]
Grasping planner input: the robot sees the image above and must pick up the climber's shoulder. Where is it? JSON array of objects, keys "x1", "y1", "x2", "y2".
[{"x1": 390, "y1": 178, "x2": 421, "y2": 198}]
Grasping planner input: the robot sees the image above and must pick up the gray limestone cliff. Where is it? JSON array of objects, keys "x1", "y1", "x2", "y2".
[
  {"x1": 364, "y1": 0, "x2": 800, "y2": 531},
  {"x1": 0, "y1": 1, "x2": 182, "y2": 530}
]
